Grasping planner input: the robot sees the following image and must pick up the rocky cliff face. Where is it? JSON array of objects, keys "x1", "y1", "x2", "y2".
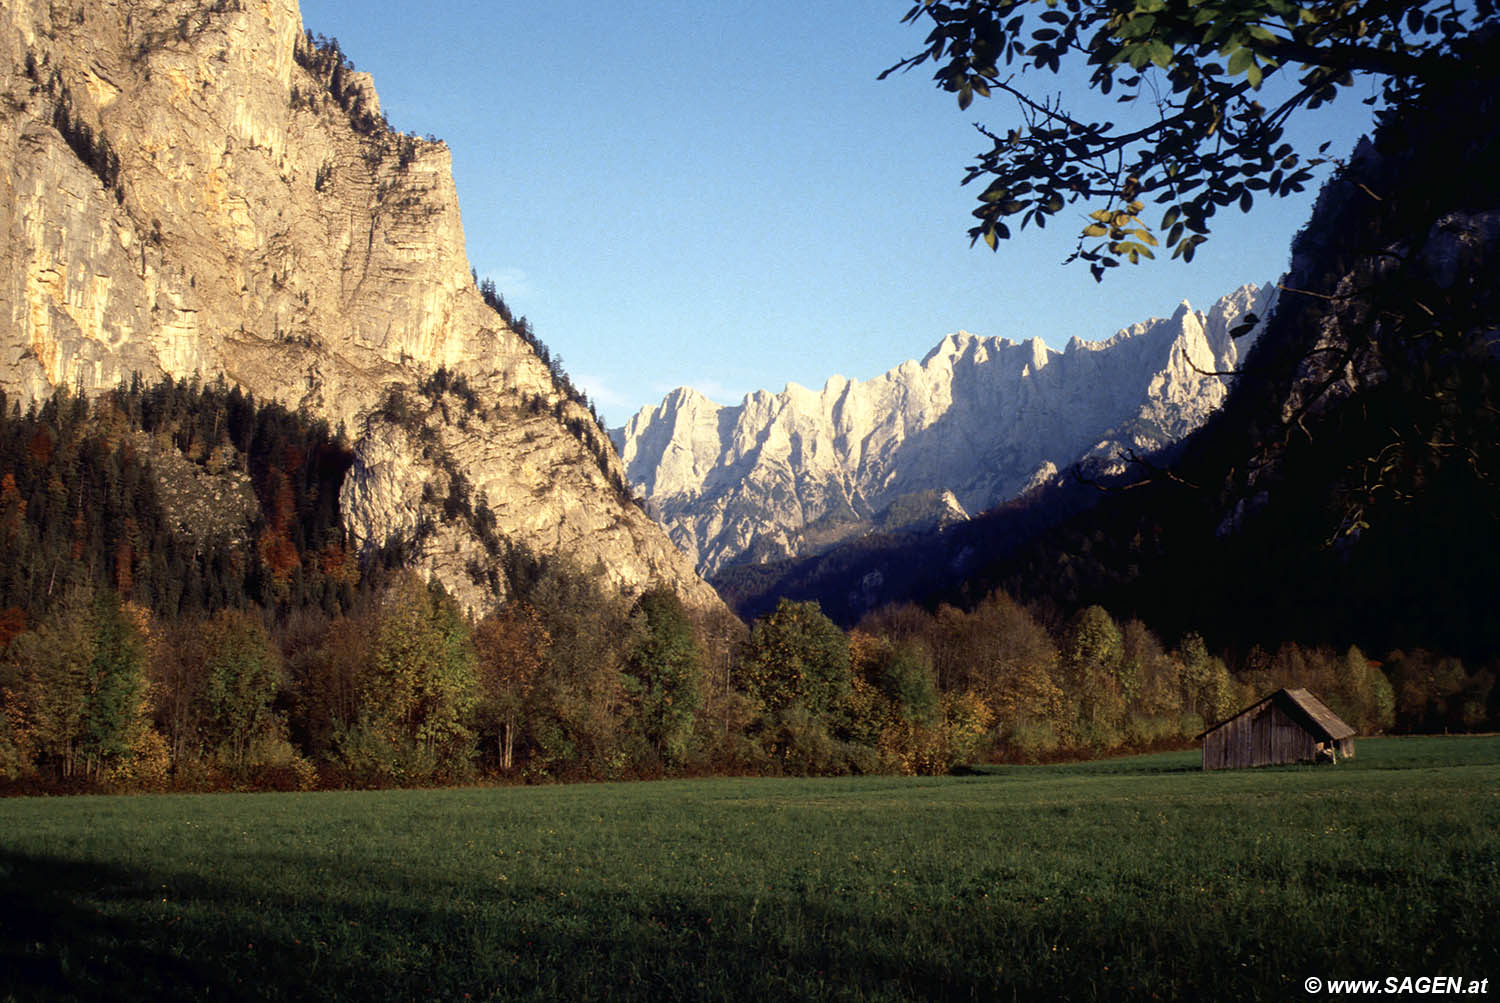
[
  {"x1": 615, "y1": 285, "x2": 1273, "y2": 574},
  {"x1": 0, "y1": 0, "x2": 721, "y2": 614}
]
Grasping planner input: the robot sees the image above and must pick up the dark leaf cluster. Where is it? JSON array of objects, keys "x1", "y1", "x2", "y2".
[{"x1": 885, "y1": 0, "x2": 1488, "y2": 277}]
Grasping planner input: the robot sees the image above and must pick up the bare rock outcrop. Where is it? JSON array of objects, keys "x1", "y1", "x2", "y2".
[{"x1": 0, "y1": 0, "x2": 722, "y2": 615}]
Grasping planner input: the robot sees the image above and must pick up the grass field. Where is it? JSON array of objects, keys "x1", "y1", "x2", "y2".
[{"x1": 1, "y1": 736, "x2": 1496, "y2": 1001}]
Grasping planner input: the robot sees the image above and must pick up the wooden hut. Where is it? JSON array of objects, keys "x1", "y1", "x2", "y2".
[{"x1": 1198, "y1": 688, "x2": 1356, "y2": 770}]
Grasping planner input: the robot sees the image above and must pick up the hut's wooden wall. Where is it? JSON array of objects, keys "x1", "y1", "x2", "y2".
[{"x1": 1202, "y1": 703, "x2": 1322, "y2": 770}]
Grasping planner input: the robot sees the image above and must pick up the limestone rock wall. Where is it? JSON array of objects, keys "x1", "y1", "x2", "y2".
[{"x1": 0, "y1": 0, "x2": 723, "y2": 616}]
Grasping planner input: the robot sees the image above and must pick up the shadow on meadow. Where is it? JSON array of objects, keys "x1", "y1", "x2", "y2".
[
  {"x1": 0, "y1": 847, "x2": 1005, "y2": 1001},
  {"x1": 0, "y1": 850, "x2": 242, "y2": 1000},
  {"x1": 0, "y1": 845, "x2": 1414, "y2": 1002},
  {"x1": 0, "y1": 850, "x2": 937, "y2": 1000}
]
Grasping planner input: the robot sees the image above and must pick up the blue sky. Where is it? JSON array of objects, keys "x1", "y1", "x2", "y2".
[{"x1": 295, "y1": 0, "x2": 1378, "y2": 423}]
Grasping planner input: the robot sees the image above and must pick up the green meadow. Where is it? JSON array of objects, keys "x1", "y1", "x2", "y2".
[{"x1": 2, "y1": 736, "x2": 1496, "y2": 1001}]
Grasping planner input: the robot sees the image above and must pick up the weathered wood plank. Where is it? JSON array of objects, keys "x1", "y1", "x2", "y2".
[{"x1": 1201, "y1": 689, "x2": 1355, "y2": 770}]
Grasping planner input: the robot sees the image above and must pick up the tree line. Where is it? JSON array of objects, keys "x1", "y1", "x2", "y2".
[
  {"x1": 0, "y1": 559, "x2": 736, "y2": 791},
  {"x1": 1, "y1": 381, "x2": 1492, "y2": 792},
  {"x1": 3, "y1": 569, "x2": 1491, "y2": 792}
]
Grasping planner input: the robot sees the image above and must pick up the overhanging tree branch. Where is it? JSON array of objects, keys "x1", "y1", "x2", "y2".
[{"x1": 885, "y1": 0, "x2": 1491, "y2": 279}]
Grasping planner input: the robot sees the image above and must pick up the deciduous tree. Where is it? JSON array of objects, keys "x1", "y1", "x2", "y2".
[
  {"x1": 201, "y1": 607, "x2": 282, "y2": 768},
  {"x1": 625, "y1": 588, "x2": 703, "y2": 767},
  {"x1": 5, "y1": 588, "x2": 147, "y2": 780},
  {"x1": 523, "y1": 559, "x2": 637, "y2": 778},
  {"x1": 1061, "y1": 604, "x2": 1127, "y2": 740},
  {"x1": 739, "y1": 599, "x2": 852, "y2": 721},
  {"x1": 885, "y1": 0, "x2": 1485, "y2": 277},
  {"x1": 1177, "y1": 631, "x2": 1236, "y2": 722},
  {"x1": 364, "y1": 574, "x2": 478, "y2": 767},
  {"x1": 473, "y1": 602, "x2": 548, "y2": 772}
]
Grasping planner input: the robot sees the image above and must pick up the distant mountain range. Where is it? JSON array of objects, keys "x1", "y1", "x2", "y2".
[
  {"x1": 701, "y1": 53, "x2": 1500, "y2": 664},
  {"x1": 614, "y1": 284, "x2": 1275, "y2": 575}
]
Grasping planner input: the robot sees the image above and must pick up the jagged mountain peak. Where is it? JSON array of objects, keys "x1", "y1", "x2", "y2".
[
  {"x1": 667, "y1": 385, "x2": 716, "y2": 406},
  {"x1": 617, "y1": 284, "x2": 1273, "y2": 575},
  {"x1": 921, "y1": 330, "x2": 979, "y2": 362}
]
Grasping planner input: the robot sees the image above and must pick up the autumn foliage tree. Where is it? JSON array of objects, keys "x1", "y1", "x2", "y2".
[
  {"x1": 847, "y1": 630, "x2": 975, "y2": 774},
  {"x1": 1176, "y1": 631, "x2": 1236, "y2": 723},
  {"x1": 473, "y1": 602, "x2": 549, "y2": 773},
  {"x1": 355, "y1": 572, "x2": 478, "y2": 779},
  {"x1": 740, "y1": 599, "x2": 853, "y2": 721},
  {"x1": 200, "y1": 607, "x2": 282, "y2": 769},
  {"x1": 3, "y1": 587, "x2": 149, "y2": 781},
  {"x1": 958, "y1": 592, "x2": 1066, "y2": 740},
  {"x1": 1061, "y1": 604, "x2": 1128, "y2": 744},
  {"x1": 520, "y1": 559, "x2": 638, "y2": 778}
]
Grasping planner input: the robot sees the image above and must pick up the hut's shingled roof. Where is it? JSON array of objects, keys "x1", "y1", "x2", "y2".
[
  {"x1": 1280, "y1": 688, "x2": 1356, "y2": 741},
  {"x1": 1197, "y1": 687, "x2": 1356, "y2": 741}
]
